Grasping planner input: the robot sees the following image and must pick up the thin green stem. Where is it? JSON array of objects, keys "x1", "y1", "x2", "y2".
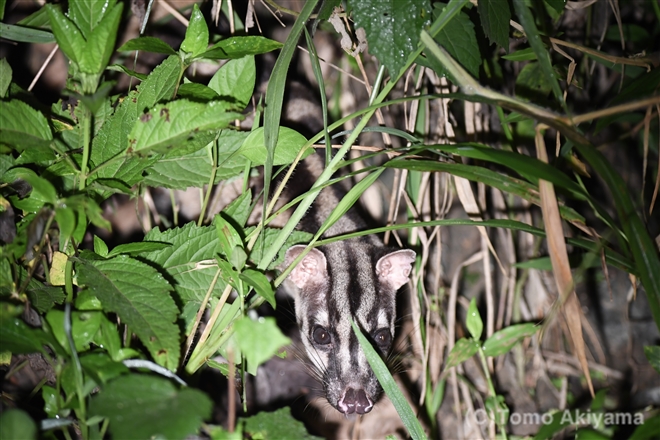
[
  {"x1": 198, "y1": 140, "x2": 218, "y2": 227},
  {"x1": 78, "y1": 106, "x2": 92, "y2": 191}
]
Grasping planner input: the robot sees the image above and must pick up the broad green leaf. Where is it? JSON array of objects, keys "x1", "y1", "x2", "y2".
[
  {"x1": 215, "y1": 216, "x2": 244, "y2": 258},
  {"x1": 45, "y1": 309, "x2": 103, "y2": 354},
  {"x1": 201, "y1": 36, "x2": 283, "y2": 60},
  {"x1": 0, "y1": 100, "x2": 53, "y2": 151},
  {"x1": 477, "y1": 0, "x2": 510, "y2": 50},
  {"x1": 221, "y1": 191, "x2": 252, "y2": 228},
  {"x1": 349, "y1": 0, "x2": 432, "y2": 76},
  {"x1": 46, "y1": 4, "x2": 84, "y2": 65},
  {"x1": 0, "y1": 409, "x2": 37, "y2": 440},
  {"x1": 68, "y1": 0, "x2": 116, "y2": 38},
  {"x1": 55, "y1": 207, "x2": 76, "y2": 249},
  {"x1": 89, "y1": 374, "x2": 212, "y2": 440},
  {"x1": 144, "y1": 130, "x2": 248, "y2": 189},
  {"x1": 177, "y1": 83, "x2": 220, "y2": 101},
  {"x1": 127, "y1": 99, "x2": 242, "y2": 155},
  {"x1": 118, "y1": 36, "x2": 177, "y2": 54},
  {"x1": 0, "y1": 304, "x2": 49, "y2": 354},
  {"x1": 516, "y1": 61, "x2": 553, "y2": 98},
  {"x1": 444, "y1": 337, "x2": 479, "y2": 369},
  {"x1": 3, "y1": 167, "x2": 57, "y2": 205},
  {"x1": 644, "y1": 346, "x2": 660, "y2": 374},
  {"x1": 79, "y1": 3, "x2": 123, "y2": 74},
  {"x1": 628, "y1": 414, "x2": 660, "y2": 440},
  {"x1": 240, "y1": 407, "x2": 323, "y2": 440},
  {"x1": 0, "y1": 22, "x2": 54, "y2": 43},
  {"x1": 74, "y1": 255, "x2": 180, "y2": 371},
  {"x1": 79, "y1": 352, "x2": 128, "y2": 385},
  {"x1": 482, "y1": 323, "x2": 538, "y2": 357},
  {"x1": 180, "y1": 4, "x2": 209, "y2": 58},
  {"x1": 94, "y1": 235, "x2": 109, "y2": 256},
  {"x1": 0, "y1": 58, "x2": 11, "y2": 97},
  {"x1": 26, "y1": 284, "x2": 65, "y2": 314},
  {"x1": 512, "y1": 0, "x2": 565, "y2": 109},
  {"x1": 239, "y1": 269, "x2": 275, "y2": 308},
  {"x1": 432, "y1": 3, "x2": 480, "y2": 77},
  {"x1": 238, "y1": 126, "x2": 311, "y2": 166},
  {"x1": 233, "y1": 317, "x2": 290, "y2": 375},
  {"x1": 142, "y1": 222, "x2": 224, "y2": 303},
  {"x1": 466, "y1": 298, "x2": 483, "y2": 340},
  {"x1": 352, "y1": 321, "x2": 427, "y2": 440},
  {"x1": 208, "y1": 56, "x2": 256, "y2": 110}
]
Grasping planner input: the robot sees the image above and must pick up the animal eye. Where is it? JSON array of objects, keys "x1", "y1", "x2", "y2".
[
  {"x1": 373, "y1": 328, "x2": 392, "y2": 348},
  {"x1": 312, "y1": 325, "x2": 331, "y2": 345}
]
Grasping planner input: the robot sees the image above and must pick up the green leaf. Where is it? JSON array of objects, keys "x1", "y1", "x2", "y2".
[
  {"x1": 477, "y1": 0, "x2": 510, "y2": 50},
  {"x1": 349, "y1": 0, "x2": 432, "y2": 76},
  {"x1": 68, "y1": 0, "x2": 116, "y2": 38},
  {"x1": 74, "y1": 255, "x2": 180, "y2": 371},
  {"x1": 26, "y1": 284, "x2": 65, "y2": 314},
  {"x1": 0, "y1": 22, "x2": 54, "y2": 43},
  {"x1": 127, "y1": 99, "x2": 243, "y2": 155},
  {"x1": 249, "y1": 228, "x2": 314, "y2": 270},
  {"x1": 482, "y1": 323, "x2": 538, "y2": 357},
  {"x1": 144, "y1": 130, "x2": 248, "y2": 189},
  {"x1": 432, "y1": 3, "x2": 481, "y2": 77},
  {"x1": 89, "y1": 374, "x2": 212, "y2": 440},
  {"x1": 466, "y1": 298, "x2": 483, "y2": 340},
  {"x1": 79, "y1": 3, "x2": 123, "y2": 74},
  {"x1": 177, "y1": 83, "x2": 220, "y2": 101},
  {"x1": 107, "y1": 242, "x2": 171, "y2": 258},
  {"x1": 238, "y1": 126, "x2": 311, "y2": 166},
  {"x1": 94, "y1": 235, "x2": 109, "y2": 256},
  {"x1": 0, "y1": 409, "x2": 37, "y2": 440},
  {"x1": 0, "y1": 100, "x2": 53, "y2": 151},
  {"x1": 0, "y1": 58, "x2": 11, "y2": 97},
  {"x1": 512, "y1": 0, "x2": 565, "y2": 109},
  {"x1": 502, "y1": 47, "x2": 536, "y2": 61},
  {"x1": 351, "y1": 321, "x2": 427, "y2": 440},
  {"x1": 118, "y1": 36, "x2": 177, "y2": 54},
  {"x1": 233, "y1": 317, "x2": 290, "y2": 375},
  {"x1": 239, "y1": 269, "x2": 275, "y2": 308},
  {"x1": 208, "y1": 56, "x2": 256, "y2": 110},
  {"x1": 644, "y1": 346, "x2": 660, "y2": 374},
  {"x1": 629, "y1": 414, "x2": 660, "y2": 440},
  {"x1": 3, "y1": 167, "x2": 57, "y2": 205},
  {"x1": 444, "y1": 337, "x2": 479, "y2": 369},
  {"x1": 240, "y1": 407, "x2": 323, "y2": 440},
  {"x1": 201, "y1": 36, "x2": 283, "y2": 60},
  {"x1": 141, "y1": 222, "x2": 224, "y2": 303},
  {"x1": 79, "y1": 352, "x2": 129, "y2": 385},
  {"x1": 0, "y1": 304, "x2": 49, "y2": 354},
  {"x1": 516, "y1": 61, "x2": 553, "y2": 98},
  {"x1": 46, "y1": 4, "x2": 84, "y2": 65},
  {"x1": 45, "y1": 310, "x2": 103, "y2": 354},
  {"x1": 180, "y1": 4, "x2": 209, "y2": 58}
]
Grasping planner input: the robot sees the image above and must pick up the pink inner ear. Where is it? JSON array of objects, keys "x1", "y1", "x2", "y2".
[
  {"x1": 376, "y1": 249, "x2": 416, "y2": 290},
  {"x1": 285, "y1": 246, "x2": 328, "y2": 289}
]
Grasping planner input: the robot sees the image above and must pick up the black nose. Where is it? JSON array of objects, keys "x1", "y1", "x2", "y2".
[{"x1": 339, "y1": 388, "x2": 373, "y2": 414}]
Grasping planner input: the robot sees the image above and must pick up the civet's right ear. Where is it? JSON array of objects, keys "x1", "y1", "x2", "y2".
[{"x1": 285, "y1": 245, "x2": 328, "y2": 290}]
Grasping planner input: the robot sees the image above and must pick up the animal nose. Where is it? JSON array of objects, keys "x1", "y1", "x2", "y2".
[{"x1": 339, "y1": 387, "x2": 373, "y2": 414}]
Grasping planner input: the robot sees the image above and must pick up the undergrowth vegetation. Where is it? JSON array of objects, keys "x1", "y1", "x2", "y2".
[{"x1": 0, "y1": 0, "x2": 659, "y2": 439}]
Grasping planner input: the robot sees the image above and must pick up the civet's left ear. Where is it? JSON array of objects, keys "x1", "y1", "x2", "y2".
[{"x1": 376, "y1": 249, "x2": 416, "y2": 290}]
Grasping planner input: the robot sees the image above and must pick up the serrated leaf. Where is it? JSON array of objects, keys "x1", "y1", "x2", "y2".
[
  {"x1": 466, "y1": 298, "x2": 483, "y2": 340},
  {"x1": 46, "y1": 5, "x2": 84, "y2": 65},
  {"x1": 349, "y1": 0, "x2": 431, "y2": 76},
  {"x1": 233, "y1": 317, "x2": 290, "y2": 375},
  {"x1": 0, "y1": 58, "x2": 11, "y2": 97},
  {"x1": 68, "y1": 0, "x2": 116, "y2": 38},
  {"x1": 238, "y1": 126, "x2": 311, "y2": 166},
  {"x1": 0, "y1": 100, "x2": 53, "y2": 151},
  {"x1": 118, "y1": 36, "x2": 177, "y2": 55},
  {"x1": 181, "y1": 4, "x2": 209, "y2": 58},
  {"x1": 482, "y1": 323, "x2": 537, "y2": 357},
  {"x1": 141, "y1": 222, "x2": 225, "y2": 303},
  {"x1": 477, "y1": 0, "x2": 510, "y2": 50},
  {"x1": 221, "y1": 191, "x2": 252, "y2": 228},
  {"x1": 239, "y1": 269, "x2": 275, "y2": 308},
  {"x1": 0, "y1": 22, "x2": 54, "y2": 43},
  {"x1": 201, "y1": 36, "x2": 283, "y2": 60},
  {"x1": 26, "y1": 284, "x2": 65, "y2": 314},
  {"x1": 107, "y1": 242, "x2": 171, "y2": 258},
  {"x1": 444, "y1": 337, "x2": 479, "y2": 369},
  {"x1": 144, "y1": 130, "x2": 249, "y2": 189},
  {"x1": 432, "y1": 3, "x2": 480, "y2": 78},
  {"x1": 89, "y1": 374, "x2": 212, "y2": 440},
  {"x1": 127, "y1": 99, "x2": 243, "y2": 155},
  {"x1": 79, "y1": 3, "x2": 123, "y2": 74},
  {"x1": 74, "y1": 255, "x2": 180, "y2": 371},
  {"x1": 208, "y1": 56, "x2": 256, "y2": 110}
]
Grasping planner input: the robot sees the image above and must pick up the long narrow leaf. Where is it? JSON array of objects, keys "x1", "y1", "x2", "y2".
[{"x1": 351, "y1": 321, "x2": 427, "y2": 440}]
